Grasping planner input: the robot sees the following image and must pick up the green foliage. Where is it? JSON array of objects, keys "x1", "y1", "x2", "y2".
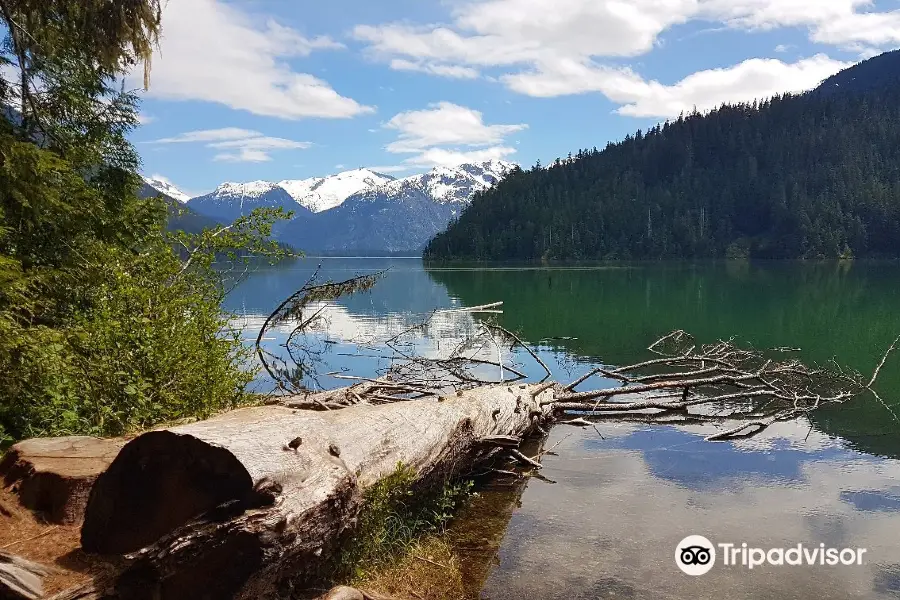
[
  {"x1": 425, "y1": 55, "x2": 900, "y2": 261},
  {"x1": 0, "y1": 138, "x2": 289, "y2": 443},
  {"x1": 336, "y1": 463, "x2": 474, "y2": 583},
  {"x1": 0, "y1": 132, "x2": 291, "y2": 442},
  {"x1": 169, "y1": 206, "x2": 295, "y2": 271},
  {"x1": 0, "y1": 0, "x2": 291, "y2": 446}
]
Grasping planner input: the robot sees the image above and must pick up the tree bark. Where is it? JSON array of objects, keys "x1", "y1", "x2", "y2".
[
  {"x1": 78, "y1": 384, "x2": 556, "y2": 600},
  {"x1": 0, "y1": 551, "x2": 52, "y2": 600}
]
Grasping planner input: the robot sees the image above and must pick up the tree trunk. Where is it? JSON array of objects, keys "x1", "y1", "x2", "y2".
[{"x1": 78, "y1": 383, "x2": 556, "y2": 600}]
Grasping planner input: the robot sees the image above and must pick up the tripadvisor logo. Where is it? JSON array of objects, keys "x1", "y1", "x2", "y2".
[
  {"x1": 676, "y1": 535, "x2": 716, "y2": 576},
  {"x1": 675, "y1": 535, "x2": 868, "y2": 575}
]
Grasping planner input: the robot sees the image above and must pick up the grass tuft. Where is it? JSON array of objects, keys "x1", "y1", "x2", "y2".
[{"x1": 334, "y1": 462, "x2": 474, "y2": 585}]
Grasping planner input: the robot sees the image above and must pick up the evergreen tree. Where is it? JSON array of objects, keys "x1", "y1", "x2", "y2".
[{"x1": 0, "y1": 0, "x2": 289, "y2": 443}]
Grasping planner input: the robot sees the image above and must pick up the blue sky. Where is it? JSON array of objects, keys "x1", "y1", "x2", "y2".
[{"x1": 132, "y1": 0, "x2": 900, "y2": 197}]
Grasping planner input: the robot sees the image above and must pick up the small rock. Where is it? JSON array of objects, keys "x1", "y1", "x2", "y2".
[
  {"x1": 287, "y1": 437, "x2": 302, "y2": 450},
  {"x1": 328, "y1": 443, "x2": 341, "y2": 457},
  {"x1": 317, "y1": 586, "x2": 364, "y2": 600}
]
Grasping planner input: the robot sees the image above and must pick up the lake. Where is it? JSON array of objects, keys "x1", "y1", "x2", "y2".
[{"x1": 225, "y1": 257, "x2": 900, "y2": 599}]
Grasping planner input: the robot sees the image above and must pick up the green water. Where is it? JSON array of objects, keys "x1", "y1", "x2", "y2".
[
  {"x1": 225, "y1": 258, "x2": 900, "y2": 598},
  {"x1": 423, "y1": 260, "x2": 900, "y2": 459}
]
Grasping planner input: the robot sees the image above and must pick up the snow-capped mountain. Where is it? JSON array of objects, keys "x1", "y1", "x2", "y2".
[
  {"x1": 278, "y1": 168, "x2": 395, "y2": 213},
  {"x1": 278, "y1": 160, "x2": 517, "y2": 254},
  {"x1": 187, "y1": 181, "x2": 312, "y2": 224},
  {"x1": 142, "y1": 176, "x2": 191, "y2": 203},
  {"x1": 181, "y1": 159, "x2": 517, "y2": 254},
  {"x1": 381, "y1": 160, "x2": 516, "y2": 204}
]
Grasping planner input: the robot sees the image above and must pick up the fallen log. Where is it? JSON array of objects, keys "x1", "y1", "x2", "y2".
[
  {"x1": 0, "y1": 437, "x2": 125, "y2": 525},
  {"x1": 76, "y1": 383, "x2": 556, "y2": 600}
]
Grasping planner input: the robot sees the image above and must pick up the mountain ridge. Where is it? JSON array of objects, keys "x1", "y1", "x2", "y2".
[
  {"x1": 138, "y1": 182, "x2": 221, "y2": 234},
  {"x1": 165, "y1": 159, "x2": 516, "y2": 254},
  {"x1": 142, "y1": 176, "x2": 191, "y2": 203},
  {"x1": 278, "y1": 168, "x2": 396, "y2": 213}
]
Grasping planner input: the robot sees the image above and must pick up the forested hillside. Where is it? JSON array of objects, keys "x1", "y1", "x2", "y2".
[
  {"x1": 425, "y1": 52, "x2": 900, "y2": 260},
  {"x1": 139, "y1": 183, "x2": 222, "y2": 234}
]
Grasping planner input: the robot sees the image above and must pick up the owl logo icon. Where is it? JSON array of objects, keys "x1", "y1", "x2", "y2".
[{"x1": 676, "y1": 535, "x2": 716, "y2": 575}]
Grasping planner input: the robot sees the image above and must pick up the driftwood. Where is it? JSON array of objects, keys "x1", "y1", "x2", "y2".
[
  {"x1": 75, "y1": 384, "x2": 556, "y2": 599},
  {"x1": 0, "y1": 551, "x2": 53, "y2": 600},
  {"x1": 548, "y1": 330, "x2": 899, "y2": 440},
  {"x1": 252, "y1": 269, "x2": 546, "y2": 397}
]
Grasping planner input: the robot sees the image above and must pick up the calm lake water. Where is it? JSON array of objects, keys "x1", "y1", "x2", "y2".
[{"x1": 225, "y1": 257, "x2": 900, "y2": 599}]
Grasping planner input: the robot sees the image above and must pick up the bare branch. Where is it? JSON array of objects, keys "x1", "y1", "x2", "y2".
[{"x1": 868, "y1": 334, "x2": 900, "y2": 388}]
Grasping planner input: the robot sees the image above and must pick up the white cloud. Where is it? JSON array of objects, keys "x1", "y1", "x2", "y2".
[
  {"x1": 855, "y1": 46, "x2": 884, "y2": 60},
  {"x1": 213, "y1": 149, "x2": 272, "y2": 163},
  {"x1": 150, "y1": 128, "x2": 311, "y2": 163},
  {"x1": 137, "y1": 113, "x2": 155, "y2": 125},
  {"x1": 503, "y1": 54, "x2": 849, "y2": 117},
  {"x1": 209, "y1": 136, "x2": 310, "y2": 163},
  {"x1": 389, "y1": 59, "x2": 480, "y2": 79},
  {"x1": 612, "y1": 55, "x2": 850, "y2": 117},
  {"x1": 381, "y1": 102, "x2": 527, "y2": 168},
  {"x1": 353, "y1": 0, "x2": 896, "y2": 114},
  {"x1": 207, "y1": 137, "x2": 310, "y2": 151},
  {"x1": 141, "y1": 0, "x2": 373, "y2": 120},
  {"x1": 384, "y1": 102, "x2": 527, "y2": 152},
  {"x1": 699, "y1": 0, "x2": 871, "y2": 31},
  {"x1": 811, "y1": 9, "x2": 900, "y2": 47},
  {"x1": 774, "y1": 44, "x2": 792, "y2": 53},
  {"x1": 355, "y1": 0, "x2": 694, "y2": 66},
  {"x1": 153, "y1": 128, "x2": 260, "y2": 143}
]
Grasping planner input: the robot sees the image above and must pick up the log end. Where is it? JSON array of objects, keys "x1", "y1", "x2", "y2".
[
  {"x1": 80, "y1": 431, "x2": 253, "y2": 555},
  {"x1": 0, "y1": 437, "x2": 125, "y2": 525}
]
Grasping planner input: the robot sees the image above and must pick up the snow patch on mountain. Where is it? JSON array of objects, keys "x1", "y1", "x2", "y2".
[
  {"x1": 186, "y1": 181, "x2": 304, "y2": 225},
  {"x1": 212, "y1": 181, "x2": 281, "y2": 200},
  {"x1": 278, "y1": 168, "x2": 396, "y2": 213},
  {"x1": 142, "y1": 175, "x2": 191, "y2": 203},
  {"x1": 370, "y1": 159, "x2": 516, "y2": 204}
]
